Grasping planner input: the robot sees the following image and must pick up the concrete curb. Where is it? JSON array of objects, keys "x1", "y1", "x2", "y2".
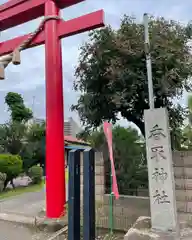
[
  {"x1": 0, "y1": 213, "x2": 67, "y2": 232},
  {"x1": 0, "y1": 213, "x2": 35, "y2": 225}
]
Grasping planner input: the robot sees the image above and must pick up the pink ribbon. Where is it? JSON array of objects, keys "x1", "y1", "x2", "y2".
[{"x1": 103, "y1": 122, "x2": 119, "y2": 199}]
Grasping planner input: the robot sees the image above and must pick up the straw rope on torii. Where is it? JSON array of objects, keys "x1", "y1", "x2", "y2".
[{"x1": 0, "y1": 15, "x2": 61, "y2": 79}]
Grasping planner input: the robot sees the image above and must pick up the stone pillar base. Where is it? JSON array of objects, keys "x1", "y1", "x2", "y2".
[{"x1": 124, "y1": 216, "x2": 180, "y2": 240}]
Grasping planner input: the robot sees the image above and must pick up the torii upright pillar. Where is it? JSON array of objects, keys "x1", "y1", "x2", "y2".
[
  {"x1": 0, "y1": 0, "x2": 104, "y2": 218},
  {"x1": 45, "y1": 0, "x2": 65, "y2": 218}
]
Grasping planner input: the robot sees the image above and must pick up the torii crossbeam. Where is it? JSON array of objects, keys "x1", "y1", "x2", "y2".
[{"x1": 0, "y1": 0, "x2": 104, "y2": 218}]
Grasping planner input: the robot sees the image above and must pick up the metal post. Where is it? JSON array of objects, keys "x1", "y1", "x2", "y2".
[
  {"x1": 109, "y1": 169, "x2": 114, "y2": 235},
  {"x1": 143, "y1": 13, "x2": 154, "y2": 109},
  {"x1": 68, "y1": 150, "x2": 81, "y2": 240},
  {"x1": 45, "y1": 0, "x2": 65, "y2": 218},
  {"x1": 83, "y1": 148, "x2": 95, "y2": 240}
]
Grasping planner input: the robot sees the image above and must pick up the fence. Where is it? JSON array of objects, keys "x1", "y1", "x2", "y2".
[
  {"x1": 67, "y1": 150, "x2": 149, "y2": 239},
  {"x1": 61, "y1": 149, "x2": 135, "y2": 239},
  {"x1": 94, "y1": 150, "x2": 192, "y2": 237},
  {"x1": 93, "y1": 151, "x2": 149, "y2": 238},
  {"x1": 94, "y1": 150, "x2": 192, "y2": 238},
  {"x1": 47, "y1": 150, "x2": 192, "y2": 240},
  {"x1": 32, "y1": 149, "x2": 192, "y2": 240}
]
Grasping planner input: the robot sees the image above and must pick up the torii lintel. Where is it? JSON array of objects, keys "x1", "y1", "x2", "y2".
[
  {"x1": 0, "y1": 10, "x2": 104, "y2": 56},
  {"x1": 0, "y1": 0, "x2": 84, "y2": 31}
]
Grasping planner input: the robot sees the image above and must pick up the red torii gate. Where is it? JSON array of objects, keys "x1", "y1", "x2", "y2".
[{"x1": 0, "y1": 0, "x2": 104, "y2": 218}]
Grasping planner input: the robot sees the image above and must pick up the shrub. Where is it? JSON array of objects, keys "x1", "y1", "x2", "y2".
[
  {"x1": 0, "y1": 172, "x2": 6, "y2": 181},
  {"x1": 28, "y1": 165, "x2": 43, "y2": 184},
  {"x1": 0, "y1": 172, "x2": 6, "y2": 192},
  {"x1": 0, "y1": 154, "x2": 22, "y2": 189}
]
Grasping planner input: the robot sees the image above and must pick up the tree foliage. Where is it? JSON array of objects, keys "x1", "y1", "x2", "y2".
[
  {"x1": 188, "y1": 95, "x2": 192, "y2": 125},
  {"x1": 5, "y1": 92, "x2": 33, "y2": 123},
  {"x1": 170, "y1": 95, "x2": 192, "y2": 150},
  {"x1": 28, "y1": 165, "x2": 43, "y2": 184},
  {"x1": 181, "y1": 125, "x2": 192, "y2": 149},
  {"x1": 0, "y1": 120, "x2": 46, "y2": 174},
  {"x1": 0, "y1": 93, "x2": 46, "y2": 189},
  {"x1": 112, "y1": 126, "x2": 147, "y2": 194},
  {"x1": 0, "y1": 154, "x2": 23, "y2": 188},
  {"x1": 0, "y1": 92, "x2": 45, "y2": 172},
  {"x1": 72, "y1": 15, "x2": 192, "y2": 135},
  {"x1": 177, "y1": 95, "x2": 192, "y2": 150},
  {"x1": 80, "y1": 125, "x2": 147, "y2": 194},
  {"x1": 0, "y1": 122, "x2": 27, "y2": 155},
  {"x1": 22, "y1": 122, "x2": 45, "y2": 171}
]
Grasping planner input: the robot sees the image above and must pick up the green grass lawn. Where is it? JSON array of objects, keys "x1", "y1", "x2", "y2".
[{"x1": 0, "y1": 182, "x2": 44, "y2": 200}]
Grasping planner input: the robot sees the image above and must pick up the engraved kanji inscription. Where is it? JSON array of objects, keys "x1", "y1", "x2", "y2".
[
  {"x1": 152, "y1": 167, "x2": 168, "y2": 183},
  {"x1": 148, "y1": 124, "x2": 166, "y2": 140},
  {"x1": 153, "y1": 190, "x2": 170, "y2": 204},
  {"x1": 151, "y1": 146, "x2": 166, "y2": 162}
]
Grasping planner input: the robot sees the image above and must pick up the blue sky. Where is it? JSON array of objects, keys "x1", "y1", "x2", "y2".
[{"x1": 0, "y1": 0, "x2": 191, "y2": 126}]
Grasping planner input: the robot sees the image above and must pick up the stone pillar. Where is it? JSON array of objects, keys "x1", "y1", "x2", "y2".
[{"x1": 144, "y1": 107, "x2": 178, "y2": 231}]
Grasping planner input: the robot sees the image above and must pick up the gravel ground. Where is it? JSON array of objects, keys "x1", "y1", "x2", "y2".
[
  {"x1": 55, "y1": 234, "x2": 123, "y2": 240},
  {"x1": 180, "y1": 228, "x2": 192, "y2": 240},
  {"x1": 1, "y1": 222, "x2": 192, "y2": 240},
  {"x1": 0, "y1": 221, "x2": 123, "y2": 240}
]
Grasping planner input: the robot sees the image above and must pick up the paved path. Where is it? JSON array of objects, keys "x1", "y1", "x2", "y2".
[
  {"x1": 0, "y1": 189, "x2": 45, "y2": 216},
  {"x1": 0, "y1": 190, "x2": 52, "y2": 240},
  {"x1": 0, "y1": 220, "x2": 51, "y2": 240}
]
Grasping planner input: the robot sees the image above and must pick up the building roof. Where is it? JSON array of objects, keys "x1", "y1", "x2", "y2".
[
  {"x1": 65, "y1": 145, "x2": 90, "y2": 150},
  {"x1": 64, "y1": 135, "x2": 90, "y2": 146}
]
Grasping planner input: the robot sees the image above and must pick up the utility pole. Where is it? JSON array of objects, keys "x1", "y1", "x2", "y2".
[{"x1": 143, "y1": 13, "x2": 154, "y2": 109}]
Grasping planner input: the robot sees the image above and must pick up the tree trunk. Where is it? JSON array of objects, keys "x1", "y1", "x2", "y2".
[
  {"x1": 122, "y1": 112, "x2": 145, "y2": 136},
  {"x1": 3, "y1": 179, "x2": 9, "y2": 191},
  {"x1": 10, "y1": 179, "x2": 15, "y2": 189},
  {"x1": 134, "y1": 120, "x2": 145, "y2": 137}
]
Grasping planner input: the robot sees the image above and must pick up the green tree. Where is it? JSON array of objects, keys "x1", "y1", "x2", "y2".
[
  {"x1": 181, "y1": 125, "x2": 192, "y2": 149},
  {"x1": 171, "y1": 127, "x2": 184, "y2": 150},
  {"x1": 170, "y1": 96, "x2": 192, "y2": 150},
  {"x1": 5, "y1": 92, "x2": 33, "y2": 123},
  {"x1": 76, "y1": 128, "x2": 91, "y2": 141},
  {"x1": 28, "y1": 165, "x2": 43, "y2": 184},
  {"x1": 72, "y1": 15, "x2": 192, "y2": 136},
  {"x1": 82, "y1": 125, "x2": 147, "y2": 195},
  {"x1": 0, "y1": 154, "x2": 23, "y2": 189},
  {"x1": 111, "y1": 126, "x2": 147, "y2": 195},
  {"x1": 188, "y1": 95, "x2": 192, "y2": 125},
  {"x1": 0, "y1": 121, "x2": 27, "y2": 155},
  {"x1": 22, "y1": 122, "x2": 45, "y2": 171},
  {"x1": 177, "y1": 95, "x2": 192, "y2": 150}
]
